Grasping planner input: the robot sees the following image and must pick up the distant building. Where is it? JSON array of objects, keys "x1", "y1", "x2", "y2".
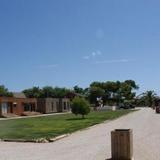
[
  {"x1": 0, "y1": 93, "x2": 71, "y2": 117},
  {"x1": 60, "y1": 98, "x2": 71, "y2": 112},
  {"x1": 37, "y1": 98, "x2": 70, "y2": 114},
  {"x1": 0, "y1": 93, "x2": 37, "y2": 116}
]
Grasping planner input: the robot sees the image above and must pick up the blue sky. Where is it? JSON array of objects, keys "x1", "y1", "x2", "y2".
[{"x1": 0, "y1": 0, "x2": 160, "y2": 93}]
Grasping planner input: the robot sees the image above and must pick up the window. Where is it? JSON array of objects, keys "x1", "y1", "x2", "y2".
[
  {"x1": 24, "y1": 104, "x2": 30, "y2": 111},
  {"x1": 63, "y1": 102, "x2": 67, "y2": 110},
  {"x1": 52, "y1": 102, "x2": 54, "y2": 111},
  {"x1": 13, "y1": 102, "x2": 17, "y2": 107}
]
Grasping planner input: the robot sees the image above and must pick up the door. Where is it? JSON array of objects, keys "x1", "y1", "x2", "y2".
[{"x1": 1, "y1": 103, "x2": 8, "y2": 114}]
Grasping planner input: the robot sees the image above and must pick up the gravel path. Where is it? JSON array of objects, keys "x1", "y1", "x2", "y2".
[{"x1": 0, "y1": 108, "x2": 159, "y2": 160}]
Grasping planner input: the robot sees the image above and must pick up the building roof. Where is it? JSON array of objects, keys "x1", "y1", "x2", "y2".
[{"x1": 13, "y1": 92, "x2": 26, "y2": 98}]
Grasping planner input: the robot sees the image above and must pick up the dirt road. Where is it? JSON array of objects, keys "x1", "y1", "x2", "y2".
[{"x1": 0, "y1": 108, "x2": 159, "y2": 160}]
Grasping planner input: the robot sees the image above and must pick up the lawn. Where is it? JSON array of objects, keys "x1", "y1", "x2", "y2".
[{"x1": 0, "y1": 109, "x2": 135, "y2": 140}]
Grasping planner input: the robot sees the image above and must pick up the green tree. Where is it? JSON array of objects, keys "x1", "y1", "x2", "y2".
[
  {"x1": 88, "y1": 86, "x2": 105, "y2": 105},
  {"x1": 71, "y1": 97, "x2": 90, "y2": 118},
  {"x1": 0, "y1": 85, "x2": 13, "y2": 97},
  {"x1": 124, "y1": 80, "x2": 139, "y2": 90},
  {"x1": 73, "y1": 85, "x2": 84, "y2": 94},
  {"x1": 23, "y1": 86, "x2": 72, "y2": 98},
  {"x1": 90, "y1": 81, "x2": 104, "y2": 88},
  {"x1": 23, "y1": 87, "x2": 42, "y2": 98},
  {"x1": 41, "y1": 86, "x2": 55, "y2": 97},
  {"x1": 88, "y1": 80, "x2": 139, "y2": 107},
  {"x1": 103, "y1": 81, "x2": 120, "y2": 105},
  {"x1": 142, "y1": 91, "x2": 156, "y2": 107},
  {"x1": 53, "y1": 87, "x2": 71, "y2": 98}
]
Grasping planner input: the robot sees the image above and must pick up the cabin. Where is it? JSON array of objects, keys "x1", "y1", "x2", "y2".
[
  {"x1": 37, "y1": 98, "x2": 70, "y2": 114},
  {"x1": 0, "y1": 93, "x2": 37, "y2": 117},
  {"x1": 0, "y1": 92, "x2": 71, "y2": 117},
  {"x1": 60, "y1": 98, "x2": 71, "y2": 112}
]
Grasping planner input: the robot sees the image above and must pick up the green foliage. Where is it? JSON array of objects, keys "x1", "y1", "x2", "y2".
[
  {"x1": 88, "y1": 80, "x2": 138, "y2": 106},
  {"x1": 23, "y1": 87, "x2": 42, "y2": 98},
  {"x1": 73, "y1": 85, "x2": 85, "y2": 94},
  {"x1": 88, "y1": 86, "x2": 105, "y2": 104},
  {"x1": 23, "y1": 86, "x2": 72, "y2": 98},
  {"x1": 71, "y1": 97, "x2": 90, "y2": 118},
  {"x1": 53, "y1": 87, "x2": 71, "y2": 98},
  {"x1": 41, "y1": 86, "x2": 55, "y2": 97},
  {"x1": 124, "y1": 80, "x2": 139, "y2": 90},
  {"x1": 141, "y1": 90, "x2": 156, "y2": 107},
  {"x1": 0, "y1": 85, "x2": 13, "y2": 97}
]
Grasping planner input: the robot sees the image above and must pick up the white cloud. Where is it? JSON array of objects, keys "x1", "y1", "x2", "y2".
[
  {"x1": 96, "y1": 50, "x2": 102, "y2": 55},
  {"x1": 92, "y1": 52, "x2": 96, "y2": 57},
  {"x1": 82, "y1": 56, "x2": 90, "y2": 60},
  {"x1": 94, "y1": 59, "x2": 130, "y2": 64},
  {"x1": 92, "y1": 50, "x2": 102, "y2": 57},
  {"x1": 82, "y1": 50, "x2": 102, "y2": 60}
]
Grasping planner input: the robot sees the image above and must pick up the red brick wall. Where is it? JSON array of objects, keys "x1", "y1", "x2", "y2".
[{"x1": 0, "y1": 97, "x2": 37, "y2": 116}]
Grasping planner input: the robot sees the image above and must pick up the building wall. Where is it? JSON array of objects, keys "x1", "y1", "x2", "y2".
[
  {"x1": 37, "y1": 99, "x2": 46, "y2": 113},
  {"x1": 37, "y1": 98, "x2": 70, "y2": 114},
  {"x1": 0, "y1": 97, "x2": 37, "y2": 116},
  {"x1": 45, "y1": 98, "x2": 59, "y2": 113},
  {"x1": 60, "y1": 98, "x2": 70, "y2": 112},
  {"x1": 0, "y1": 97, "x2": 70, "y2": 116}
]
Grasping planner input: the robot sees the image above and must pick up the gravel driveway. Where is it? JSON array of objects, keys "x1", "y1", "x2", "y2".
[{"x1": 0, "y1": 108, "x2": 159, "y2": 160}]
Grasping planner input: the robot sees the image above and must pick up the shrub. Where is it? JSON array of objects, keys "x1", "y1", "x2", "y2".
[{"x1": 71, "y1": 97, "x2": 90, "y2": 118}]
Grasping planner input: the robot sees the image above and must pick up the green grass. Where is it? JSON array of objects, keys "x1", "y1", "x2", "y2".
[{"x1": 0, "y1": 110, "x2": 135, "y2": 140}]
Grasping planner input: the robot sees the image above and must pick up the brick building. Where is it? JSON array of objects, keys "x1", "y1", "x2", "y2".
[
  {"x1": 0, "y1": 93, "x2": 37, "y2": 116},
  {"x1": 0, "y1": 93, "x2": 71, "y2": 117}
]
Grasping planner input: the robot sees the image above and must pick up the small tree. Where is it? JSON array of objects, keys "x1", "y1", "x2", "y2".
[
  {"x1": 71, "y1": 97, "x2": 90, "y2": 118},
  {"x1": 0, "y1": 85, "x2": 13, "y2": 97}
]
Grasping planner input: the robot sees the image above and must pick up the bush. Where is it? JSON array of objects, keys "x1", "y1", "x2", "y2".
[{"x1": 71, "y1": 97, "x2": 90, "y2": 118}]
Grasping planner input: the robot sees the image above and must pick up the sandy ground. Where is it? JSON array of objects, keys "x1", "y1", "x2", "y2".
[{"x1": 0, "y1": 108, "x2": 159, "y2": 160}]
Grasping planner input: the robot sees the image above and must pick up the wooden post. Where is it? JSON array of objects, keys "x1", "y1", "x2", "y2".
[{"x1": 111, "y1": 129, "x2": 133, "y2": 160}]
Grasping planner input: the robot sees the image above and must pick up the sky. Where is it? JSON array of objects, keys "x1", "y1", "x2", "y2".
[{"x1": 0, "y1": 0, "x2": 160, "y2": 94}]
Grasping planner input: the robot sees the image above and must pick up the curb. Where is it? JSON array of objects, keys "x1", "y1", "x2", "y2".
[
  {"x1": 1, "y1": 134, "x2": 70, "y2": 143},
  {"x1": 49, "y1": 134, "x2": 70, "y2": 142}
]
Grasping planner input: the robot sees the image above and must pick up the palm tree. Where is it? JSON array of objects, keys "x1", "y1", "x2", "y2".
[{"x1": 142, "y1": 91, "x2": 157, "y2": 107}]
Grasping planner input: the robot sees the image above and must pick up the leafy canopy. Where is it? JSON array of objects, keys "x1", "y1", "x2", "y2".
[
  {"x1": 71, "y1": 97, "x2": 90, "y2": 118},
  {"x1": 0, "y1": 85, "x2": 13, "y2": 97}
]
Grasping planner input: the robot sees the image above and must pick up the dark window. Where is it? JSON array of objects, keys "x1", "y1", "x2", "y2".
[
  {"x1": 24, "y1": 104, "x2": 31, "y2": 111},
  {"x1": 63, "y1": 102, "x2": 67, "y2": 110}
]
